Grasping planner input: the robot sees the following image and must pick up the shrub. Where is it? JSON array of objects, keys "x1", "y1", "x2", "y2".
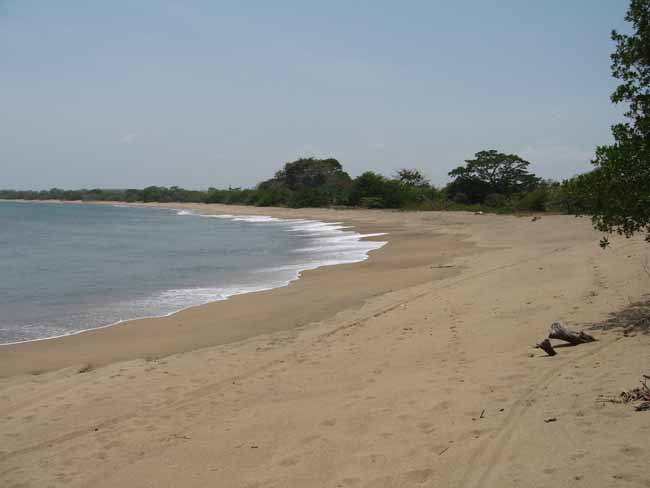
[
  {"x1": 484, "y1": 193, "x2": 507, "y2": 208},
  {"x1": 452, "y1": 192, "x2": 469, "y2": 204},
  {"x1": 359, "y1": 197, "x2": 384, "y2": 208},
  {"x1": 515, "y1": 187, "x2": 549, "y2": 211}
]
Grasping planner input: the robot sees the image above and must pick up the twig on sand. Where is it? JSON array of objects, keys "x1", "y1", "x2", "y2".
[{"x1": 597, "y1": 375, "x2": 650, "y2": 412}]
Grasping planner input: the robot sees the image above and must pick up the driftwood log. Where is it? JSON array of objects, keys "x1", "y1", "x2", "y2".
[
  {"x1": 535, "y1": 339, "x2": 557, "y2": 356},
  {"x1": 534, "y1": 322, "x2": 596, "y2": 356},
  {"x1": 548, "y1": 321, "x2": 596, "y2": 345}
]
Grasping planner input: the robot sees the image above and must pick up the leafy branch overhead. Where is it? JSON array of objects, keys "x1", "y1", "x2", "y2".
[{"x1": 576, "y1": 0, "x2": 650, "y2": 246}]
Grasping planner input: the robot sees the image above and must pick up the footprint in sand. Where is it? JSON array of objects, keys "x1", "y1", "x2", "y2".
[
  {"x1": 620, "y1": 445, "x2": 644, "y2": 457},
  {"x1": 277, "y1": 456, "x2": 299, "y2": 467},
  {"x1": 417, "y1": 421, "x2": 435, "y2": 434},
  {"x1": 612, "y1": 472, "x2": 650, "y2": 485},
  {"x1": 338, "y1": 477, "x2": 361, "y2": 486},
  {"x1": 432, "y1": 400, "x2": 450, "y2": 411},
  {"x1": 401, "y1": 468, "x2": 435, "y2": 484},
  {"x1": 301, "y1": 434, "x2": 321, "y2": 444}
]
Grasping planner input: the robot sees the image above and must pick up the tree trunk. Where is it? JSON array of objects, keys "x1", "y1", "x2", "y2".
[{"x1": 548, "y1": 321, "x2": 596, "y2": 345}]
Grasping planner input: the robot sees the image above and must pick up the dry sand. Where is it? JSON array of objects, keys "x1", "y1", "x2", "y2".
[{"x1": 1, "y1": 204, "x2": 649, "y2": 488}]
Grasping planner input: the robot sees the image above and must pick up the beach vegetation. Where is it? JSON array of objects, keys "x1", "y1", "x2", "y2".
[
  {"x1": 484, "y1": 193, "x2": 508, "y2": 208},
  {"x1": 574, "y1": 0, "x2": 650, "y2": 246},
  {"x1": 395, "y1": 168, "x2": 429, "y2": 187},
  {"x1": 0, "y1": 149, "x2": 616, "y2": 219},
  {"x1": 446, "y1": 150, "x2": 540, "y2": 204}
]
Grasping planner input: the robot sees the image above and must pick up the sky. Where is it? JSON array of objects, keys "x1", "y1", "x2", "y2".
[{"x1": 1, "y1": 1, "x2": 631, "y2": 190}]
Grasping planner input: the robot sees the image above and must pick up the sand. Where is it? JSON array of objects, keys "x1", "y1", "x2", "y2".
[{"x1": 1, "y1": 204, "x2": 649, "y2": 488}]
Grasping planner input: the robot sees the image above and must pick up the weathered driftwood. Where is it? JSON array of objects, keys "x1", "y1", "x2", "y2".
[
  {"x1": 597, "y1": 375, "x2": 650, "y2": 411},
  {"x1": 535, "y1": 339, "x2": 557, "y2": 356},
  {"x1": 548, "y1": 321, "x2": 596, "y2": 345}
]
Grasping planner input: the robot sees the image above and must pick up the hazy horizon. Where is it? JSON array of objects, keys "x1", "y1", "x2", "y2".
[{"x1": 2, "y1": 1, "x2": 629, "y2": 190}]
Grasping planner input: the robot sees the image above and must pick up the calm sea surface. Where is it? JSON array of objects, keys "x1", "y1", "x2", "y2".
[{"x1": 0, "y1": 202, "x2": 385, "y2": 344}]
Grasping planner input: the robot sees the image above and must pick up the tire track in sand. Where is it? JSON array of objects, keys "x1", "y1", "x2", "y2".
[{"x1": 459, "y1": 339, "x2": 611, "y2": 488}]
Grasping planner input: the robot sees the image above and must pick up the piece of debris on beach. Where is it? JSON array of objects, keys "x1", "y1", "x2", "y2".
[
  {"x1": 534, "y1": 321, "x2": 596, "y2": 356},
  {"x1": 597, "y1": 375, "x2": 650, "y2": 412},
  {"x1": 535, "y1": 338, "x2": 557, "y2": 356}
]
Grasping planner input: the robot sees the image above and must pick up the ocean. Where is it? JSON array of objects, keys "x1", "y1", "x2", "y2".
[{"x1": 0, "y1": 202, "x2": 385, "y2": 344}]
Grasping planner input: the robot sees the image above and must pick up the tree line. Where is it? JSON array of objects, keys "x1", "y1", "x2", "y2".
[{"x1": 0, "y1": 151, "x2": 592, "y2": 213}]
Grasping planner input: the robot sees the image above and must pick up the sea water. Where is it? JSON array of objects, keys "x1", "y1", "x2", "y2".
[{"x1": 0, "y1": 201, "x2": 385, "y2": 344}]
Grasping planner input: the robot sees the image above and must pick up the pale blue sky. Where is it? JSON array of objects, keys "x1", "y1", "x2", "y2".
[{"x1": 1, "y1": 1, "x2": 629, "y2": 189}]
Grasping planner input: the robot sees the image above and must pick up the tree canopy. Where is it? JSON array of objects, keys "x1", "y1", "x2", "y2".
[
  {"x1": 446, "y1": 150, "x2": 539, "y2": 203},
  {"x1": 395, "y1": 168, "x2": 429, "y2": 187},
  {"x1": 255, "y1": 157, "x2": 353, "y2": 207},
  {"x1": 577, "y1": 0, "x2": 650, "y2": 246},
  {"x1": 264, "y1": 157, "x2": 350, "y2": 191}
]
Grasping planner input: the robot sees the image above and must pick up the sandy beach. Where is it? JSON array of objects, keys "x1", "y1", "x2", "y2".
[{"x1": 1, "y1": 204, "x2": 649, "y2": 488}]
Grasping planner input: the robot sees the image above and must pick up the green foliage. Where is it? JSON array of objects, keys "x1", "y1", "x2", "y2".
[
  {"x1": 349, "y1": 171, "x2": 436, "y2": 209},
  {"x1": 267, "y1": 157, "x2": 351, "y2": 191},
  {"x1": 514, "y1": 186, "x2": 549, "y2": 211},
  {"x1": 349, "y1": 171, "x2": 389, "y2": 206},
  {"x1": 395, "y1": 168, "x2": 429, "y2": 187},
  {"x1": 576, "y1": 0, "x2": 650, "y2": 245},
  {"x1": 249, "y1": 186, "x2": 291, "y2": 207},
  {"x1": 545, "y1": 178, "x2": 591, "y2": 214},
  {"x1": 447, "y1": 150, "x2": 540, "y2": 203},
  {"x1": 484, "y1": 193, "x2": 508, "y2": 208},
  {"x1": 287, "y1": 188, "x2": 331, "y2": 208},
  {"x1": 451, "y1": 191, "x2": 470, "y2": 204},
  {"x1": 255, "y1": 157, "x2": 353, "y2": 207},
  {"x1": 0, "y1": 154, "x2": 561, "y2": 216},
  {"x1": 0, "y1": 188, "x2": 144, "y2": 202},
  {"x1": 359, "y1": 197, "x2": 385, "y2": 208}
]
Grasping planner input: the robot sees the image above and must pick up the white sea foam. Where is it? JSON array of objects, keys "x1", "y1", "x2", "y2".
[
  {"x1": 1, "y1": 208, "x2": 387, "y2": 346},
  {"x1": 132, "y1": 211, "x2": 388, "y2": 323},
  {"x1": 231, "y1": 215, "x2": 282, "y2": 223}
]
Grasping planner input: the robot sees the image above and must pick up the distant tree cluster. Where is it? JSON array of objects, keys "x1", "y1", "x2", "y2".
[
  {"x1": 446, "y1": 150, "x2": 539, "y2": 204},
  {"x1": 1, "y1": 154, "x2": 587, "y2": 213},
  {"x1": 0, "y1": 157, "x2": 447, "y2": 210},
  {"x1": 442, "y1": 150, "x2": 539, "y2": 210}
]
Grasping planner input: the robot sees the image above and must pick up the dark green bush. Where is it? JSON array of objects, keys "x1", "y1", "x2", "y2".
[
  {"x1": 514, "y1": 187, "x2": 548, "y2": 211},
  {"x1": 484, "y1": 193, "x2": 507, "y2": 208}
]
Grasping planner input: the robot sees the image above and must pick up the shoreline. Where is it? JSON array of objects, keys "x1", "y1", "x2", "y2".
[
  {"x1": 2, "y1": 206, "x2": 649, "y2": 487},
  {"x1": 0, "y1": 203, "x2": 473, "y2": 377},
  {"x1": 0, "y1": 201, "x2": 387, "y2": 348}
]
